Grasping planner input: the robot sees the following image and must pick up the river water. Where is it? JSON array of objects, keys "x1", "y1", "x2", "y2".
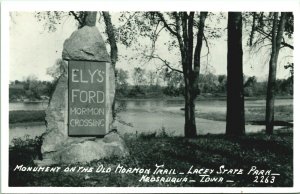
[{"x1": 9, "y1": 99, "x2": 292, "y2": 142}]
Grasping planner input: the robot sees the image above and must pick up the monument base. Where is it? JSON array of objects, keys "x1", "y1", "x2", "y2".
[{"x1": 35, "y1": 132, "x2": 129, "y2": 166}]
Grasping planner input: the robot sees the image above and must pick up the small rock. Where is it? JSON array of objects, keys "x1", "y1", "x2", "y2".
[
  {"x1": 33, "y1": 159, "x2": 56, "y2": 166},
  {"x1": 103, "y1": 132, "x2": 123, "y2": 143},
  {"x1": 84, "y1": 175, "x2": 90, "y2": 180}
]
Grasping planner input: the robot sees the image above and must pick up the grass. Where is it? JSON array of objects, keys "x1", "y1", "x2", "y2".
[
  {"x1": 247, "y1": 105, "x2": 293, "y2": 123},
  {"x1": 9, "y1": 128, "x2": 293, "y2": 187}
]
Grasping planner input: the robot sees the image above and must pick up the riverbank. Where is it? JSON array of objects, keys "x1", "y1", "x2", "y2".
[
  {"x1": 9, "y1": 99, "x2": 49, "y2": 103},
  {"x1": 9, "y1": 127, "x2": 293, "y2": 187}
]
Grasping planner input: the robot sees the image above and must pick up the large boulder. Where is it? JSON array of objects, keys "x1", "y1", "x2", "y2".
[
  {"x1": 62, "y1": 26, "x2": 110, "y2": 62},
  {"x1": 35, "y1": 26, "x2": 127, "y2": 166}
]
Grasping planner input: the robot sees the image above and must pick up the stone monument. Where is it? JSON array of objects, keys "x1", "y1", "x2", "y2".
[{"x1": 34, "y1": 26, "x2": 128, "y2": 166}]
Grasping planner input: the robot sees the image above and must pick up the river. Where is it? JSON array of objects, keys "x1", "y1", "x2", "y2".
[{"x1": 9, "y1": 99, "x2": 292, "y2": 142}]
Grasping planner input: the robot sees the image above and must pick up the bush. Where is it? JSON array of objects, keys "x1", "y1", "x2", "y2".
[{"x1": 127, "y1": 86, "x2": 146, "y2": 97}]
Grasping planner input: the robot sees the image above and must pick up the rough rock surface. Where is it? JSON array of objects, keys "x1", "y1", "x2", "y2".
[
  {"x1": 34, "y1": 26, "x2": 127, "y2": 166},
  {"x1": 36, "y1": 131, "x2": 128, "y2": 165},
  {"x1": 62, "y1": 26, "x2": 110, "y2": 62}
]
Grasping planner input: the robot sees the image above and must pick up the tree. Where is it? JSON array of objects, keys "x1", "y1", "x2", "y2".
[
  {"x1": 147, "y1": 70, "x2": 157, "y2": 86},
  {"x1": 265, "y1": 12, "x2": 287, "y2": 134},
  {"x1": 116, "y1": 68, "x2": 129, "y2": 86},
  {"x1": 284, "y1": 62, "x2": 294, "y2": 79},
  {"x1": 102, "y1": 12, "x2": 118, "y2": 68},
  {"x1": 118, "y1": 12, "x2": 210, "y2": 137},
  {"x1": 46, "y1": 59, "x2": 68, "y2": 98},
  {"x1": 23, "y1": 74, "x2": 40, "y2": 100},
  {"x1": 155, "y1": 12, "x2": 209, "y2": 137},
  {"x1": 246, "y1": 12, "x2": 292, "y2": 134},
  {"x1": 244, "y1": 76, "x2": 257, "y2": 96},
  {"x1": 247, "y1": 12, "x2": 293, "y2": 50},
  {"x1": 226, "y1": 12, "x2": 245, "y2": 136},
  {"x1": 46, "y1": 59, "x2": 67, "y2": 81},
  {"x1": 115, "y1": 68, "x2": 129, "y2": 96},
  {"x1": 132, "y1": 12, "x2": 208, "y2": 137},
  {"x1": 199, "y1": 73, "x2": 218, "y2": 94},
  {"x1": 115, "y1": 11, "x2": 220, "y2": 137},
  {"x1": 217, "y1": 75, "x2": 227, "y2": 94},
  {"x1": 284, "y1": 62, "x2": 293, "y2": 95},
  {"x1": 132, "y1": 67, "x2": 146, "y2": 86},
  {"x1": 163, "y1": 69, "x2": 184, "y2": 96}
]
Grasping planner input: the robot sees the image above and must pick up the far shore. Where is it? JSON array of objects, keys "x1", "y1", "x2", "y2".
[
  {"x1": 9, "y1": 99, "x2": 49, "y2": 103},
  {"x1": 9, "y1": 121, "x2": 45, "y2": 128},
  {"x1": 10, "y1": 94, "x2": 293, "y2": 103},
  {"x1": 116, "y1": 95, "x2": 293, "y2": 101}
]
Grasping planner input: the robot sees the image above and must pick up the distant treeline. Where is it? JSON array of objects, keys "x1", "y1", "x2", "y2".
[
  {"x1": 9, "y1": 77, "x2": 54, "y2": 102},
  {"x1": 9, "y1": 68, "x2": 293, "y2": 102},
  {"x1": 116, "y1": 68, "x2": 293, "y2": 98}
]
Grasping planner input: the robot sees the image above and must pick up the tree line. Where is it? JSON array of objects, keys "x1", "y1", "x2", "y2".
[
  {"x1": 115, "y1": 67, "x2": 293, "y2": 98},
  {"x1": 9, "y1": 76, "x2": 54, "y2": 102},
  {"x1": 9, "y1": 66, "x2": 292, "y2": 102},
  {"x1": 35, "y1": 11, "x2": 293, "y2": 137}
]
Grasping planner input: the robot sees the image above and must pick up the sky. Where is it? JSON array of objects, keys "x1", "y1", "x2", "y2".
[{"x1": 9, "y1": 12, "x2": 293, "y2": 82}]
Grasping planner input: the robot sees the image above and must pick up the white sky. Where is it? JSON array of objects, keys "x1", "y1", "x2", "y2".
[{"x1": 9, "y1": 12, "x2": 293, "y2": 82}]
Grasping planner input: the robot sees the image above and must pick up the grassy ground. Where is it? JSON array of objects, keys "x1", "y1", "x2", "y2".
[{"x1": 9, "y1": 128, "x2": 293, "y2": 187}]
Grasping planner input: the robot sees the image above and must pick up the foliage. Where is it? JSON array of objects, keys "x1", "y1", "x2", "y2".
[
  {"x1": 11, "y1": 135, "x2": 43, "y2": 151},
  {"x1": 113, "y1": 66, "x2": 292, "y2": 98},
  {"x1": 274, "y1": 78, "x2": 293, "y2": 95},
  {"x1": 9, "y1": 77, "x2": 53, "y2": 102},
  {"x1": 35, "y1": 11, "x2": 68, "y2": 32},
  {"x1": 284, "y1": 62, "x2": 293, "y2": 79},
  {"x1": 9, "y1": 71, "x2": 292, "y2": 102},
  {"x1": 46, "y1": 59, "x2": 67, "y2": 81},
  {"x1": 244, "y1": 12, "x2": 293, "y2": 49},
  {"x1": 146, "y1": 70, "x2": 157, "y2": 86},
  {"x1": 163, "y1": 70, "x2": 184, "y2": 96},
  {"x1": 132, "y1": 67, "x2": 146, "y2": 86},
  {"x1": 35, "y1": 11, "x2": 99, "y2": 32},
  {"x1": 127, "y1": 86, "x2": 146, "y2": 97},
  {"x1": 119, "y1": 11, "x2": 222, "y2": 137},
  {"x1": 115, "y1": 68, "x2": 129, "y2": 96},
  {"x1": 9, "y1": 135, "x2": 43, "y2": 186}
]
